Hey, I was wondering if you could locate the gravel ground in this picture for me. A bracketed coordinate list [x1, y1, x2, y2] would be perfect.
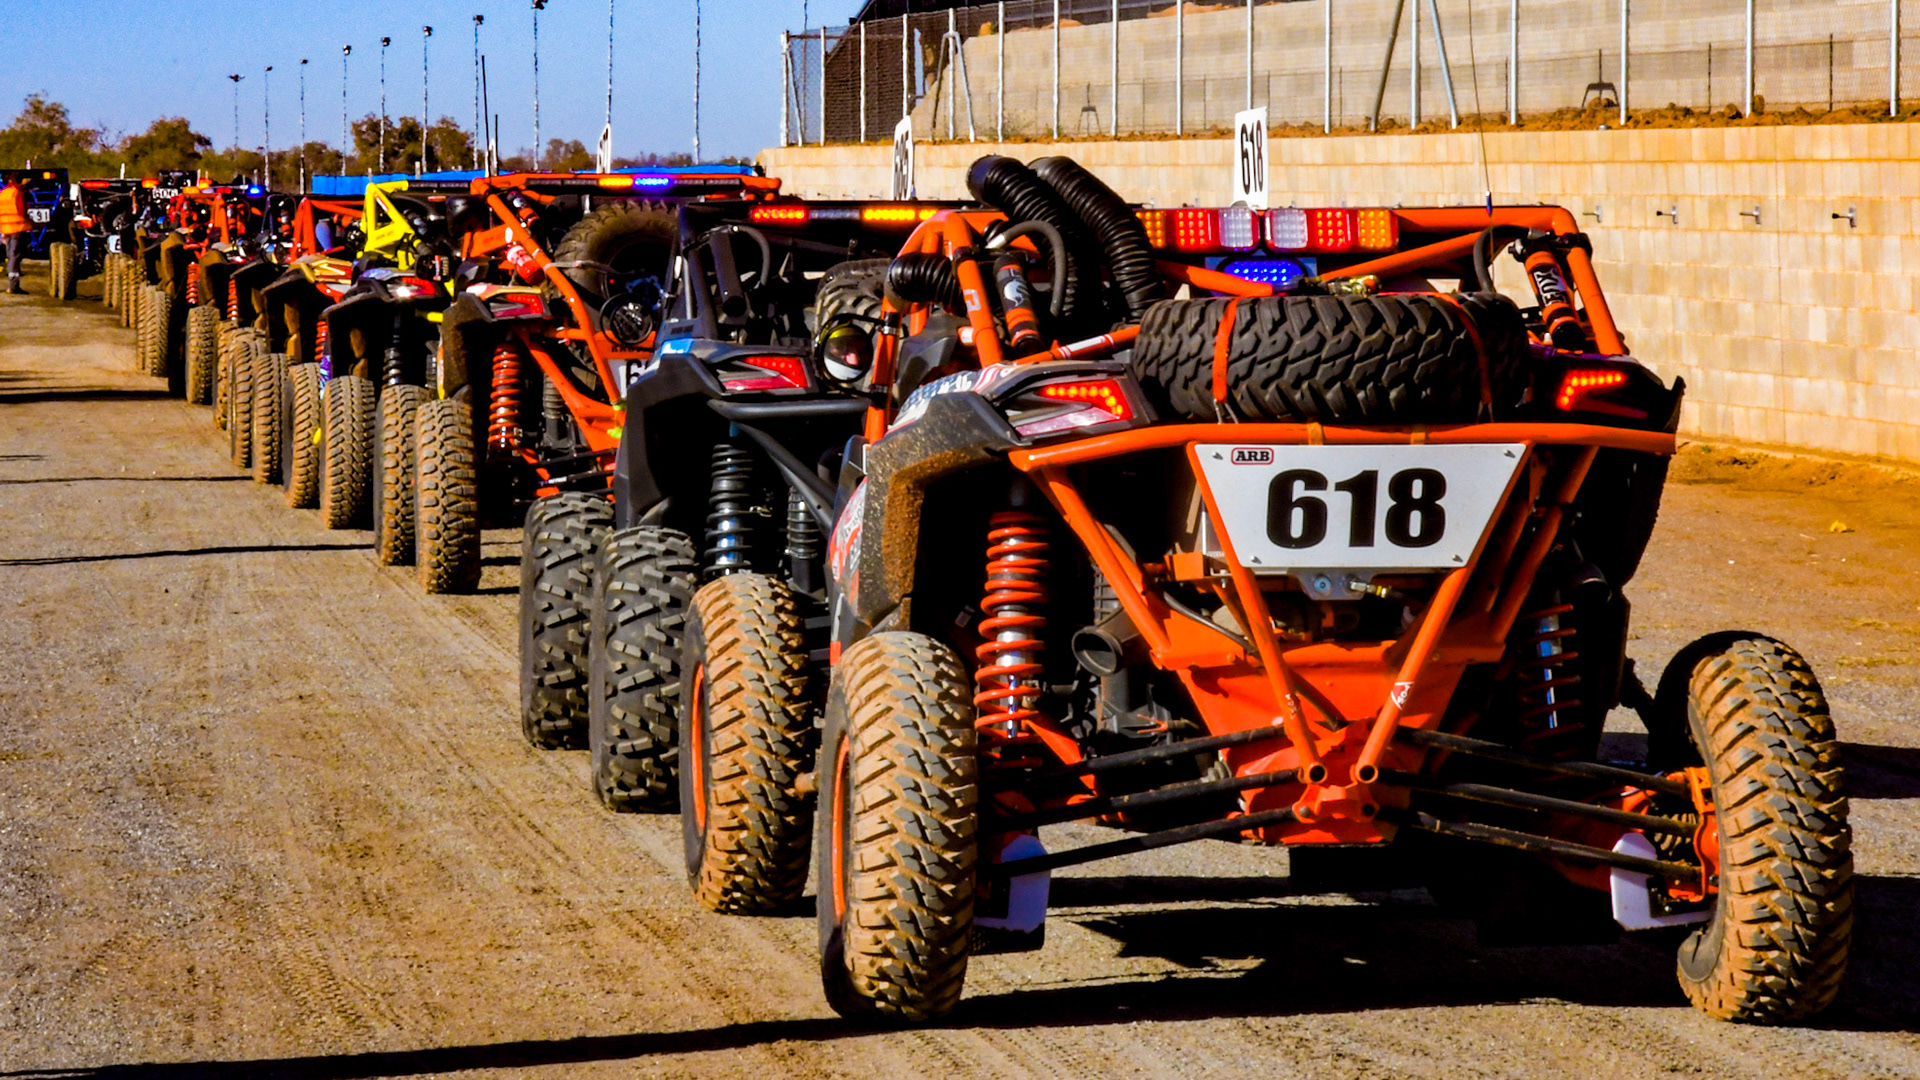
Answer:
[1, 266, 1917, 1079]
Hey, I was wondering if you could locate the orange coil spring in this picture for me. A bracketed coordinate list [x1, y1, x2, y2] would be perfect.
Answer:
[1513, 603, 1584, 754]
[973, 511, 1051, 736]
[187, 269, 198, 306]
[487, 342, 527, 454]
[226, 280, 238, 321]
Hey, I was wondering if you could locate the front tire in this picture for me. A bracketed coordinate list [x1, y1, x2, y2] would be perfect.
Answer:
[226, 331, 259, 468]
[184, 305, 219, 405]
[318, 375, 376, 529]
[815, 632, 977, 1022]
[281, 363, 324, 509]
[519, 493, 614, 749]
[372, 384, 428, 564]
[588, 527, 697, 811]
[250, 351, 288, 485]
[414, 397, 481, 593]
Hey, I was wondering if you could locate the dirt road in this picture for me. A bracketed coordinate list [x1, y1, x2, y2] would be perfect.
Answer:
[3, 269, 1918, 1079]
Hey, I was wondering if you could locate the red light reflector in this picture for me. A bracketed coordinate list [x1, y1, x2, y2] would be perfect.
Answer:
[1555, 369, 1644, 416]
[1306, 209, 1355, 251]
[750, 205, 808, 225]
[721, 354, 809, 391]
[1034, 379, 1133, 422]
[1171, 208, 1219, 252]
[1136, 209, 1169, 249]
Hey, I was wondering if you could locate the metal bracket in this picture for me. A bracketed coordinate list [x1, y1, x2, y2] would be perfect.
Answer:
[1833, 205, 1857, 229]
[1654, 205, 1679, 226]
[1738, 204, 1762, 226]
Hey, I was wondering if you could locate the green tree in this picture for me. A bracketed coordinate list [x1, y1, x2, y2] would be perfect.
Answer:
[118, 116, 212, 176]
[542, 138, 593, 171]
[0, 94, 114, 171]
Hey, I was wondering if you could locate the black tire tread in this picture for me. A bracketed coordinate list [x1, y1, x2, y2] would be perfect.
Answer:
[250, 351, 287, 484]
[283, 363, 324, 508]
[414, 397, 482, 593]
[519, 493, 615, 749]
[184, 304, 219, 405]
[373, 384, 428, 564]
[319, 375, 376, 529]
[590, 527, 698, 811]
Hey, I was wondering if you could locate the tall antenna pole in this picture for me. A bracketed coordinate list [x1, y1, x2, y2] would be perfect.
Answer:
[423, 25, 434, 173]
[228, 74, 243, 156]
[341, 46, 351, 159]
[473, 16, 485, 168]
[299, 59, 309, 187]
[607, 0, 615, 139]
[380, 36, 389, 171]
[533, 0, 547, 169]
[263, 65, 273, 185]
[702, 0, 710, 161]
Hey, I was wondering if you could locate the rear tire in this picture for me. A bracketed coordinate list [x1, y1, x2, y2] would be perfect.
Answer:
[1667, 635, 1852, 1024]
[589, 527, 697, 811]
[519, 493, 615, 749]
[372, 384, 428, 564]
[281, 363, 324, 509]
[138, 286, 170, 378]
[227, 331, 259, 468]
[250, 351, 287, 485]
[414, 397, 482, 594]
[815, 632, 977, 1022]
[184, 305, 219, 405]
[318, 375, 376, 529]
[679, 573, 816, 915]
[49, 242, 75, 300]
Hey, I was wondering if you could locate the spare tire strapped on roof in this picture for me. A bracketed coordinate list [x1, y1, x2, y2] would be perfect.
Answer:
[1129, 291, 1529, 426]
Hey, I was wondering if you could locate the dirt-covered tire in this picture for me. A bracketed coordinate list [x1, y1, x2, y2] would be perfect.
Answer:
[184, 304, 219, 405]
[137, 286, 170, 378]
[250, 351, 287, 485]
[1130, 291, 1527, 425]
[48, 242, 75, 300]
[815, 632, 978, 1022]
[213, 321, 237, 430]
[552, 200, 676, 302]
[371, 384, 428, 564]
[1660, 635, 1852, 1024]
[226, 332, 259, 468]
[281, 363, 324, 509]
[679, 573, 816, 915]
[519, 493, 615, 749]
[589, 526, 698, 812]
[414, 396, 481, 594]
[318, 375, 376, 529]
[812, 258, 890, 331]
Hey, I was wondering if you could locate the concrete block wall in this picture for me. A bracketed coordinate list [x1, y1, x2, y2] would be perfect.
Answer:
[761, 122, 1920, 463]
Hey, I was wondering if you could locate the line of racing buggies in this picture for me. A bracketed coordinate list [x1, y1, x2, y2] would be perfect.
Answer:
[59, 152, 1849, 1026]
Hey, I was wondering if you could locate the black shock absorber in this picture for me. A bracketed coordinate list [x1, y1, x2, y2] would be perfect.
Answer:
[705, 441, 756, 576]
[784, 488, 821, 595]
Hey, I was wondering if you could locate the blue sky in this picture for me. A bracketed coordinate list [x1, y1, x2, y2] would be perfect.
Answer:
[4, 1, 862, 162]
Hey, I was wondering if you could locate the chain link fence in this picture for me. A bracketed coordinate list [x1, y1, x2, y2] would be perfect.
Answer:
[780, 0, 1920, 145]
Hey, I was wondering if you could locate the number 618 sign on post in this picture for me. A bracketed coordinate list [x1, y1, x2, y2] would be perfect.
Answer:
[1232, 106, 1269, 211]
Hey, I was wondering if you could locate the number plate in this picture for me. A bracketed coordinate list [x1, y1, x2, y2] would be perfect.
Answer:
[26, 208, 50, 224]
[1195, 443, 1527, 573]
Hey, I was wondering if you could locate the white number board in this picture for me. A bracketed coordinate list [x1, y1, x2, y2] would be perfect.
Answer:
[1196, 443, 1527, 573]
[1232, 106, 1269, 211]
[26, 208, 51, 224]
[891, 116, 915, 200]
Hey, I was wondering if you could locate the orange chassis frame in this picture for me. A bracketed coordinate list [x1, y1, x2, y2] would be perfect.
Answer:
[875, 206, 1710, 883]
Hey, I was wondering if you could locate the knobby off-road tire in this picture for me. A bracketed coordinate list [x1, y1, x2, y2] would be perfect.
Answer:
[48, 242, 75, 301]
[679, 573, 816, 915]
[1130, 291, 1528, 425]
[519, 494, 615, 749]
[138, 286, 170, 379]
[102, 254, 118, 309]
[589, 527, 697, 812]
[213, 321, 239, 431]
[550, 200, 675, 368]
[414, 396, 482, 594]
[250, 351, 288, 485]
[1668, 635, 1851, 1024]
[122, 265, 143, 329]
[816, 632, 978, 1022]
[318, 375, 376, 529]
[281, 363, 324, 509]
[226, 332, 260, 468]
[811, 258, 891, 331]
[372, 384, 428, 564]
[184, 304, 220, 406]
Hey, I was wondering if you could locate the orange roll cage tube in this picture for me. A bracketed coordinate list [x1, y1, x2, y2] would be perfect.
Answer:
[1005, 421, 1676, 845]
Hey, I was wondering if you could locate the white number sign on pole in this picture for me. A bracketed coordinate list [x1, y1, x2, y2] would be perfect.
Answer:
[891, 115, 915, 199]
[1232, 106, 1269, 210]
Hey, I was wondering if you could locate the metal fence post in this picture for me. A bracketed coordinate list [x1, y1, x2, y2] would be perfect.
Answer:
[820, 26, 828, 145]
[1246, 0, 1255, 110]
[1411, 0, 1422, 127]
[947, 9, 957, 140]
[1744, 0, 1754, 117]
[1053, 0, 1061, 139]
[1112, 0, 1120, 136]
[1893, 0, 1903, 117]
[1324, 0, 1333, 132]
[1620, 0, 1629, 125]
[781, 31, 791, 146]
[998, 1, 1006, 141]
[1508, 0, 1518, 124]
[1176, 1, 1185, 134]
[860, 21, 868, 142]
[902, 14, 911, 131]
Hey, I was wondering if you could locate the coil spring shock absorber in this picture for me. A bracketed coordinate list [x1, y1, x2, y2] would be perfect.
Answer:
[316, 318, 330, 380]
[1513, 603, 1584, 756]
[225, 279, 239, 322]
[487, 341, 527, 455]
[974, 511, 1050, 743]
[705, 443, 756, 576]
[783, 489, 821, 594]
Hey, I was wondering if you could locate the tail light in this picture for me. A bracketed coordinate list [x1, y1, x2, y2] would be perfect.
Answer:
[1265, 208, 1309, 251]
[749, 205, 808, 225]
[1306, 209, 1355, 251]
[1218, 206, 1260, 252]
[1555, 369, 1645, 417]
[1170, 209, 1219, 252]
[1355, 208, 1398, 251]
[1136, 209, 1170, 249]
[717, 354, 809, 392]
[1005, 376, 1139, 438]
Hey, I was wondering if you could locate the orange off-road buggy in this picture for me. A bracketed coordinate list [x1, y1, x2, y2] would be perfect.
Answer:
[667, 155, 1851, 1026]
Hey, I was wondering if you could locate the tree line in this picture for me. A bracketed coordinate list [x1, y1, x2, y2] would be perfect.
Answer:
[0, 95, 724, 185]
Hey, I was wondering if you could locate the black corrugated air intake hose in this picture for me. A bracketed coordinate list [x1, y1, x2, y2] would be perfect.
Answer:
[965, 155, 1107, 333]
[1471, 224, 1536, 293]
[885, 252, 965, 311]
[1029, 155, 1165, 322]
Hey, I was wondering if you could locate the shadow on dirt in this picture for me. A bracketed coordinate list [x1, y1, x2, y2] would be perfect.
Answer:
[0, 476, 249, 486]
[0, 388, 175, 405]
[0, 542, 371, 567]
[1843, 742, 1920, 800]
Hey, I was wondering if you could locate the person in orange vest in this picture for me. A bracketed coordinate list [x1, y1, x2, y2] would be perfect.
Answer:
[0, 176, 29, 294]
